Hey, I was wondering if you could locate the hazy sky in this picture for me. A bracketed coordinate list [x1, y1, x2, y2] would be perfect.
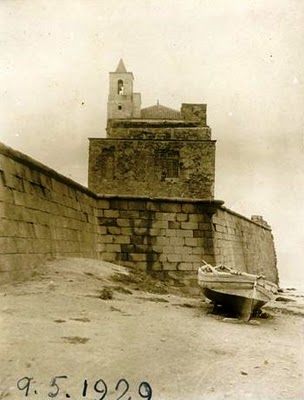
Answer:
[1, 0, 303, 283]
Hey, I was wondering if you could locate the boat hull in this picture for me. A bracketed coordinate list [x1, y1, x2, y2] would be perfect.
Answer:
[202, 287, 266, 319]
[198, 265, 277, 320]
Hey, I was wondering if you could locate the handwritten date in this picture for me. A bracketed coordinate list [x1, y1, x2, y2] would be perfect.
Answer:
[16, 376, 152, 399]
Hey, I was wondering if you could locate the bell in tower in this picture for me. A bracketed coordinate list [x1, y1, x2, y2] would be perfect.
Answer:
[107, 59, 141, 119]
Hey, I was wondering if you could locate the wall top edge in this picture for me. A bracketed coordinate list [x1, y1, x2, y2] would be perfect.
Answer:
[96, 193, 224, 205]
[0, 141, 99, 199]
[88, 138, 216, 143]
[218, 205, 272, 231]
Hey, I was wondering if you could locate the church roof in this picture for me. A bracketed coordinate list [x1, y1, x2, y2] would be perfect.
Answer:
[115, 59, 127, 73]
[141, 102, 181, 120]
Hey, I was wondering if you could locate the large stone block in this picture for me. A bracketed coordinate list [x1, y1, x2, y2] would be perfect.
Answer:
[15, 238, 34, 253]
[176, 213, 189, 222]
[153, 220, 168, 229]
[104, 243, 121, 253]
[32, 239, 53, 253]
[33, 224, 51, 239]
[182, 253, 201, 262]
[129, 253, 146, 262]
[139, 210, 156, 219]
[109, 199, 128, 210]
[169, 237, 184, 246]
[0, 237, 17, 253]
[113, 235, 130, 244]
[4, 173, 25, 192]
[177, 262, 193, 271]
[119, 210, 140, 219]
[0, 218, 19, 236]
[18, 221, 35, 238]
[173, 246, 191, 254]
[104, 209, 120, 218]
[185, 237, 199, 247]
[121, 227, 133, 235]
[155, 236, 170, 246]
[176, 230, 193, 238]
[181, 221, 199, 230]
[0, 186, 14, 204]
[148, 228, 165, 236]
[128, 200, 147, 211]
[168, 221, 180, 229]
[167, 253, 180, 262]
[199, 222, 212, 231]
[116, 218, 131, 227]
[181, 203, 197, 213]
[156, 212, 176, 222]
[130, 235, 144, 245]
[162, 262, 178, 271]
[159, 203, 182, 213]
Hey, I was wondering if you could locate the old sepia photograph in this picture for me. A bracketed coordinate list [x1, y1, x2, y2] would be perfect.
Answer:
[0, 1, 303, 399]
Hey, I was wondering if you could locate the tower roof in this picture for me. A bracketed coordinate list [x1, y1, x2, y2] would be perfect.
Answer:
[115, 59, 127, 73]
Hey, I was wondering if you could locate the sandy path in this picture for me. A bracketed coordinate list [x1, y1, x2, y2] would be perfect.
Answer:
[0, 258, 303, 400]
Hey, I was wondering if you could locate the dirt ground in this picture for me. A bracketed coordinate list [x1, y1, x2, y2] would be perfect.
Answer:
[0, 257, 303, 400]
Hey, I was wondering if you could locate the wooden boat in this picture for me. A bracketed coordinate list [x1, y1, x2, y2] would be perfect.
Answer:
[198, 261, 278, 320]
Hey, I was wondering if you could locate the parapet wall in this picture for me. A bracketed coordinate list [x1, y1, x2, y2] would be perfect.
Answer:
[213, 207, 278, 283]
[0, 142, 100, 284]
[0, 142, 278, 290]
[181, 103, 207, 126]
[106, 119, 212, 140]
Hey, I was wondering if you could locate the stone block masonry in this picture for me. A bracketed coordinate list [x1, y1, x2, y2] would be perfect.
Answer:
[0, 142, 101, 284]
[0, 142, 278, 292]
[88, 137, 215, 199]
[213, 207, 278, 283]
[96, 197, 223, 293]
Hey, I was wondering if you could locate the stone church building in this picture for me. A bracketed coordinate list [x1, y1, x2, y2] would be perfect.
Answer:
[85, 60, 278, 290]
[88, 59, 215, 199]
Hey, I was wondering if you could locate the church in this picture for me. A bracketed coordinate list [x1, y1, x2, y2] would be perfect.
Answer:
[85, 60, 278, 288]
[88, 59, 215, 200]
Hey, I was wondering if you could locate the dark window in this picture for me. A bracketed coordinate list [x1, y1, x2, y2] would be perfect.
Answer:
[155, 149, 180, 178]
[117, 79, 124, 95]
[166, 158, 179, 178]
[118, 105, 122, 110]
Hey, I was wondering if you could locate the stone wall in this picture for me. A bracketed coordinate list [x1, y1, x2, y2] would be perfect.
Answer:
[106, 119, 212, 140]
[88, 138, 215, 198]
[89, 116, 215, 199]
[0, 142, 101, 284]
[0, 141, 278, 290]
[95, 199, 279, 289]
[96, 197, 223, 293]
[181, 103, 207, 126]
[213, 207, 278, 283]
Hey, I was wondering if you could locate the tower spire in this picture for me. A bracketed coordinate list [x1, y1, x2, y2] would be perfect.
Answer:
[115, 58, 127, 73]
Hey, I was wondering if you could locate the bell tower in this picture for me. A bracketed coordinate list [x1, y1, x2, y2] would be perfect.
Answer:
[107, 59, 141, 119]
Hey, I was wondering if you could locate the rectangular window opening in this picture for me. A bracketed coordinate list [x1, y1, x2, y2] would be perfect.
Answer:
[155, 149, 180, 179]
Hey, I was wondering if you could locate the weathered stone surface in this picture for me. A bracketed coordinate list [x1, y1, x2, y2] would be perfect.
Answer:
[88, 137, 215, 199]
[0, 141, 278, 290]
[213, 207, 278, 283]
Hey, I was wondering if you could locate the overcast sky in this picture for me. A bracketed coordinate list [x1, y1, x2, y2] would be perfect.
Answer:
[1, 0, 303, 284]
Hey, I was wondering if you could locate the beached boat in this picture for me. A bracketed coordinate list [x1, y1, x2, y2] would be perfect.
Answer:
[198, 261, 278, 320]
